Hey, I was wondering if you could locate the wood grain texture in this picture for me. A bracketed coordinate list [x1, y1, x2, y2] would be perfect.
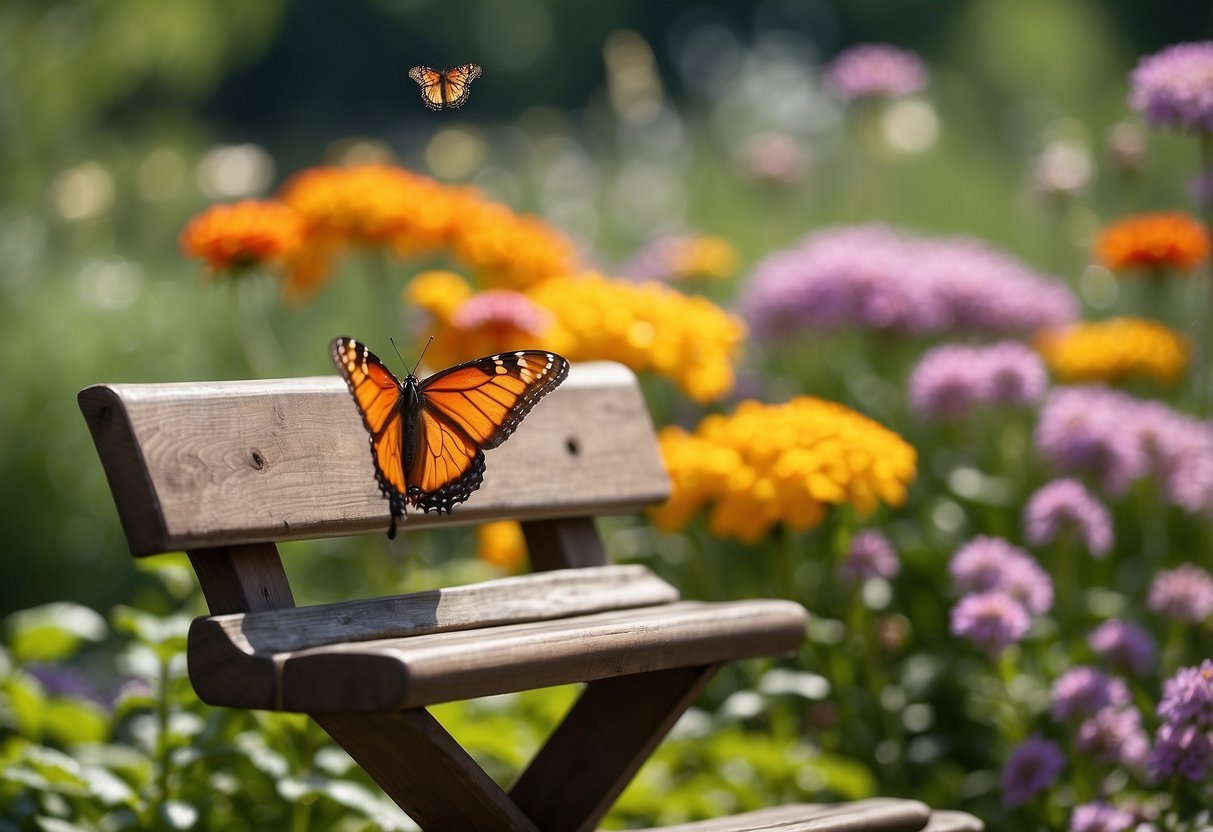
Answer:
[635, 799, 932, 831]
[187, 543, 296, 615]
[275, 599, 807, 712]
[919, 810, 985, 832]
[510, 665, 719, 832]
[78, 361, 671, 557]
[313, 709, 540, 832]
[523, 516, 608, 570]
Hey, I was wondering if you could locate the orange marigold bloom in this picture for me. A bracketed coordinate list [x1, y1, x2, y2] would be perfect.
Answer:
[449, 200, 579, 290]
[476, 521, 528, 572]
[179, 200, 305, 274]
[1035, 317, 1189, 385]
[1096, 212, 1209, 273]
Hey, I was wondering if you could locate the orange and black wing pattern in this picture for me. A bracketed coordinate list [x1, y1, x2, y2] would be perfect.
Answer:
[332, 337, 409, 534]
[410, 350, 570, 513]
[408, 64, 482, 110]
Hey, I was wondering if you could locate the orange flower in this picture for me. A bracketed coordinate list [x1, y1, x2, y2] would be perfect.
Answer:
[476, 521, 528, 571]
[179, 200, 304, 274]
[449, 200, 579, 290]
[1096, 212, 1209, 273]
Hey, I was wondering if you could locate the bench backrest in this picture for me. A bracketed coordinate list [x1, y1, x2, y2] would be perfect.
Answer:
[80, 361, 670, 558]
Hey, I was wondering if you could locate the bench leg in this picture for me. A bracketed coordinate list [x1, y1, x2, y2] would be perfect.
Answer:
[314, 709, 540, 832]
[509, 664, 720, 832]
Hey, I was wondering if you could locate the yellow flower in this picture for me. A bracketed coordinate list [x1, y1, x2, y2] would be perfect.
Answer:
[179, 200, 305, 274]
[528, 273, 745, 402]
[407, 269, 475, 321]
[628, 234, 741, 282]
[651, 398, 917, 542]
[1096, 212, 1209, 274]
[1035, 317, 1190, 385]
[476, 521, 528, 572]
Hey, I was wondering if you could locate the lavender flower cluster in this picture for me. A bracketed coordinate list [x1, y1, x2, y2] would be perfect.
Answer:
[1034, 385, 1213, 513]
[1022, 478, 1114, 558]
[908, 341, 1047, 420]
[1129, 41, 1213, 132]
[1150, 660, 1213, 781]
[948, 536, 1052, 656]
[739, 224, 1077, 340]
[823, 44, 928, 101]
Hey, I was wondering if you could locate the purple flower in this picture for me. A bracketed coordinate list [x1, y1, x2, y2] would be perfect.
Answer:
[823, 44, 928, 101]
[1076, 705, 1150, 768]
[739, 224, 1077, 341]
[26, 664, 109, 707]
[1157, 660, 1213, 729]
[908, 345, 990, 420]
[1149, 721, 1213, 781]
[1001, 734, 1064, 807]
[1070, 802, 1135, 832]
[1051, 666, 1131, 721]
[950, 536, 1053, 615]
[1129, 42, 1213, 132]
[1023, 478, 1114, 557]
[1089, 620, 1156, 677]
[1034, 386, 1151, 496]
[950, 591, 1030, 656]
[1148, 564, 1213, 623]
[840, 530, 900, 581]
[983, 341, 1049, 406]
[1134, 401, 1213, 516]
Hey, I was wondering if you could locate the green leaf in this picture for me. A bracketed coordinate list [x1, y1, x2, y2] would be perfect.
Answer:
[3, 671, 48, 740]
[36, 818, 91, 832]
[110, 607, 189, 656]
[157, 800, 198, 830]
[42, 698, 110, 745]
[5, 604, 107, 664]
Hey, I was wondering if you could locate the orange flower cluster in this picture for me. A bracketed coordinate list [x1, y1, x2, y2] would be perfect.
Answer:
[1096, 212, 1209, 273]
[651, 398, 917, 542]
[182, 163, 579, 299]
[408, 270, 745, 402]
[1035, 317, 1190, 385]
[179, 200, 305, 274]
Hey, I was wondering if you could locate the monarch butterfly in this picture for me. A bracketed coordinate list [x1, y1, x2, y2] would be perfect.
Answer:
[332, 337, 569, 538]
[407, 64, 482, 111]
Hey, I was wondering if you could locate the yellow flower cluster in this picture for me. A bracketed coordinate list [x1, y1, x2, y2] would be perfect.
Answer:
[1035, 317, 1190, 385]
[668, 234, 741, 281]
[650, 398, 917, 543]
[183, 162, 579, 299]
[409, 270, 744, 401]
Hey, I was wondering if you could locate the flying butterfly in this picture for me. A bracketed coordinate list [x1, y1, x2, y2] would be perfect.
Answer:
[407, 64, 482, 111]
[332, 337, 569, 538]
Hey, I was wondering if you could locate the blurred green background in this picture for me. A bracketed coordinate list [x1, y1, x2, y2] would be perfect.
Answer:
[1, 0, 1210, 617]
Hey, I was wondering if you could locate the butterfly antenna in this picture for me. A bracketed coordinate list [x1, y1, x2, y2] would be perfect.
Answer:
[411, 336, 434, 377]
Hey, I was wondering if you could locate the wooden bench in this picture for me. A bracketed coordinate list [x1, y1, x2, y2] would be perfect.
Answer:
[79, 361, 983, 832]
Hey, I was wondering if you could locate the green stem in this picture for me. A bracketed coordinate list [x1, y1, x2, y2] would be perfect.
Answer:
[364, 251, 401, 342]
[150, 655, 171, 825]
[229, 274, 288, 378]
[1195, 131, 1213, 417]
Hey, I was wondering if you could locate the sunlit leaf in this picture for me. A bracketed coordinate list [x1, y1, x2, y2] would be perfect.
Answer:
[158, 800, 198, 830]
[42, 698, 110, 745]
[4, 671, 47, 739]
[5, 604, 107, 664]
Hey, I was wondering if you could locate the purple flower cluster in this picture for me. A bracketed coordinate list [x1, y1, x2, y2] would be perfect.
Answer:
[1051, 666, 1131, 722]
[739, 224, 1077, 340]
[1001, 734, 1064, 807]
[949, 591, 1030, 656]
[1022, 478, 1114, 557]
[1129, 41, 1213, 132]
[1034, 386, 1213, 511]
[908, 341, 1047, 420]
[840, 529, 900, 581]
[823, 44, 928, 101]
[1149, 660, 1213, 781]
[1148, 564, 1213, 623]
[1089, 620, 1157, 677]
[950, 536, 1053, 615]
[1075, 703, 1150, 769]
[1069, 802, 1135, 832]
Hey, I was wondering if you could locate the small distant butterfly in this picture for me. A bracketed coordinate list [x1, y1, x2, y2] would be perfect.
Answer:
[332, 337, 570, 538]
[408, 64, 483, 111]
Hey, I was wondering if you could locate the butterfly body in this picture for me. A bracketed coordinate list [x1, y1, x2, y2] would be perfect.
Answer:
[408, 64, 482, 110]
[332, 337, 569, 538]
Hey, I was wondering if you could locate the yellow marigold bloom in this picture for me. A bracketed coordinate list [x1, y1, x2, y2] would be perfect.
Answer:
[179, 200, 305, 274]
[1035, 317, 1190, 385]
[1096, 212, 1209, 273]
[627, 234, 741, 282]
[406, 269, 476, 321]
[476, 521, 528, 572]
[528, 273, 745, 403]
[449, 199, 579, 290]
[651, 398, 917, 542]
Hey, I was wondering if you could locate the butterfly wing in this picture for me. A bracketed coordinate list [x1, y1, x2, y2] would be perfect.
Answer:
[440, 63, 482, 109]
[331, 337, 409, 533]
[408, 65, 447, 111]
[408, 350, 570, 513]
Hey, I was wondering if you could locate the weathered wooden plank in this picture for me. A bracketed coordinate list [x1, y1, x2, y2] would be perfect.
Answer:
[919, 810, 985, 832]
[78, 361, 671, 557]
[635, 799, 932, 831]
[523, 516, 608, 570]
[511, 665, 719, 832]
[191, 564, 676, 656]
[274, 600, 807, 712]
[313, 709, 540, 832]
[187, 543, 296, 615]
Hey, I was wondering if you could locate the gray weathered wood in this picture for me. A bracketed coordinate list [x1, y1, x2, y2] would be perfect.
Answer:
[78, 361, 670, 557]
[313, 709, 540, 832]
[635, 799, 933, 831]
[510, 665, 719, 832]
[523, 516, 608, 570]
[270, 599, 806, 712]
[919, 810, 985, 832]
[187, 544, 296, 615]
